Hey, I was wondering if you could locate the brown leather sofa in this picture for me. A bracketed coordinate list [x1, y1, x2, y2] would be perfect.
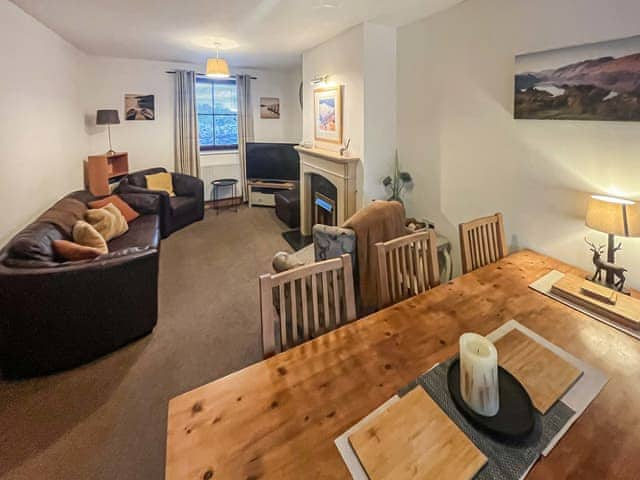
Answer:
[0, 190, 161, 378]
[117, 167, 204, 238]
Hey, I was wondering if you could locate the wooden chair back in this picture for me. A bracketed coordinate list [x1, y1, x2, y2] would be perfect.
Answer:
[375, 231, 440, 309]
[459, 213, 507, 274]
[259, 254, 356, 357]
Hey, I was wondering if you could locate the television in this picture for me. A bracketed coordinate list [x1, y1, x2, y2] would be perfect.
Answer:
[246, 142, 299, 182]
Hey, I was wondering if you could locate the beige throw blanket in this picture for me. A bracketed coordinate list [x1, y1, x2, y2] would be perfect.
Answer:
[344, 201, 406, 313]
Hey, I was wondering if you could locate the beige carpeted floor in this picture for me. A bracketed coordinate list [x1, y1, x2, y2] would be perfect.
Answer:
[0, 206, 292, 480]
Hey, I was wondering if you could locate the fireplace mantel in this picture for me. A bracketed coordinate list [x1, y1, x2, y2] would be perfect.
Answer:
[294, 146, 359, 164]
[295, 146, 359, 236]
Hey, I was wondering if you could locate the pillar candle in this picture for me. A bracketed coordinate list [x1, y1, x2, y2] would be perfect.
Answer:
[459, 333, 499, 417]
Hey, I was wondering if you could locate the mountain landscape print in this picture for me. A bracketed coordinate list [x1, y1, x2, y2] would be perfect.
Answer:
[515, 35, 640, 121]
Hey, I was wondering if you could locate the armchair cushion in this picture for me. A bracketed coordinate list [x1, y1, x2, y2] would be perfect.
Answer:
[169, 196, 197, 216]
[145, 172, 175, 196]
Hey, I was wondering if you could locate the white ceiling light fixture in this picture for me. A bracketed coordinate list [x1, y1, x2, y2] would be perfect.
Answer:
[206, 42, 230, 78]
[312, 0, 342, 8]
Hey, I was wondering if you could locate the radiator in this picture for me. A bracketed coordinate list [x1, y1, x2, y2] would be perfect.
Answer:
[200, 163, 241, 201]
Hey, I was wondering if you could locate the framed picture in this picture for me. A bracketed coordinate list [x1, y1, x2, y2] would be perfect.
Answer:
[314, 86, 342, 144]
[260, 97, 280, 119]
[515, 34, 640, 121]
[125, 94, 155, 120]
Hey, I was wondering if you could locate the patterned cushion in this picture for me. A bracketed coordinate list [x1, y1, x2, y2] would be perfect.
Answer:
[312, 225, 356, 262]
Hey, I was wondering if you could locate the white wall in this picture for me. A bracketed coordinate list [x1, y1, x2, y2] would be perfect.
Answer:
[83, 59, 303, 175]
[0, 0, 87, 246]
[239, 67, 302, 144]
[363, 23, 397, 203]
[302, 23, 398, 207]
[83, 57, 196, 172]
[302, 25, 365, 157]
[397, 0, 640, 286]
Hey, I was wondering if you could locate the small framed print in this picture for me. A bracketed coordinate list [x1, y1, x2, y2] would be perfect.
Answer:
[314, 86, 342, 144]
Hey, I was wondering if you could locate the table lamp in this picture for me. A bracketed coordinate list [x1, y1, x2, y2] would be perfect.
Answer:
[96, 109, 120, 155]
[585, 194, 640, 288]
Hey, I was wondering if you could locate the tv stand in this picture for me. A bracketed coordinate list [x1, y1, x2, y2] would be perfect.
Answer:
[248, 179, 297, 208]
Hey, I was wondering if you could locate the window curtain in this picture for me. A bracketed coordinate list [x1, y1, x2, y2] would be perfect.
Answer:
[174, 70, 200, 177]
[236, 74, 254, 201]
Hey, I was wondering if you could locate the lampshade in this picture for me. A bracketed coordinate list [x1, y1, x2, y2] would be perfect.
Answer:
[96, 109, 120, 125]
[585, 194, 640, 237]
[206, 58, 230, 78]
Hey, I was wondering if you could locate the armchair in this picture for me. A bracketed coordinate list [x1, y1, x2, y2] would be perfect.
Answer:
[117, 167, 204, 238]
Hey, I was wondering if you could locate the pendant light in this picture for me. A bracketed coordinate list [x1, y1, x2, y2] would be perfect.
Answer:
[206, 42, 230, 78]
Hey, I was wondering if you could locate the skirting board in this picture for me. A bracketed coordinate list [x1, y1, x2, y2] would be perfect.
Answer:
[530, 270, 640, 340]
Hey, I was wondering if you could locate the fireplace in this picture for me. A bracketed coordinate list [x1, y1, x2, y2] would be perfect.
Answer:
[311, 173, 338, 227]
[295, 146, 359, 236]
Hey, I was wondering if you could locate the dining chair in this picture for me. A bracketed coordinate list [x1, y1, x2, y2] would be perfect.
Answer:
[375, 231, 440, 309]
[459, 212, 508, 274]
[259, 254, 356, 357]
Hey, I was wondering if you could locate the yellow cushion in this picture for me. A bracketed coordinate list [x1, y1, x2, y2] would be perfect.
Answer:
[84, 203, 129, 241]
[145, 172, 175, 196]
[72, 221, 108, 254]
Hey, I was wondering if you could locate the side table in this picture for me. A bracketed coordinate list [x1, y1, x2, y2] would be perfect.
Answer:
[211, 178, 239, 215]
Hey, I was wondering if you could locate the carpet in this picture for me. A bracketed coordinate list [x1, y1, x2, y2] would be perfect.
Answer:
[0, 206, 292, 480]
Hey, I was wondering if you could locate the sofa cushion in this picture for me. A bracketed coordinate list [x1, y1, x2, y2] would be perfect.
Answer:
[169, 196, 197, 217]
[85, 204, 129, 241]
[37, 197, 87, 236]
[7, 222, 65, 261]
[108, 214, 160, 251]
[72, 221, 108, 254]
[53, 239, 103, 261]
[89, 195, 140, 223]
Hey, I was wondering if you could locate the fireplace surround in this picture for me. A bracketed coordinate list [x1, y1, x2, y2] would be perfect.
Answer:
[294, 146, 359, 235]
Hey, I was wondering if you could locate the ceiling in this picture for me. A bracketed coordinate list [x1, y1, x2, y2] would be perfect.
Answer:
[11, 0, 463, 69]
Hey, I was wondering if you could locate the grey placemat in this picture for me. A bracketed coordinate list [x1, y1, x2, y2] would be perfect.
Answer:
[405, 359, 575, 480]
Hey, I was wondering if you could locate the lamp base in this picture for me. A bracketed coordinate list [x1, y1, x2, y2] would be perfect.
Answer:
[106, 149, 117, 156]
[584, 275, 630, 296]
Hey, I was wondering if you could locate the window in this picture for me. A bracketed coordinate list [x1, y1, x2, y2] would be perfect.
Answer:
[196, 78, 238, 151]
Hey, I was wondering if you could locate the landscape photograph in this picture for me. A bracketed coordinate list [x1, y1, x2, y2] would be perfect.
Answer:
[515, 35, 640, 121]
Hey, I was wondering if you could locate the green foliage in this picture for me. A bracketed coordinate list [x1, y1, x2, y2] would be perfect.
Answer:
[382, 151, 412, 203]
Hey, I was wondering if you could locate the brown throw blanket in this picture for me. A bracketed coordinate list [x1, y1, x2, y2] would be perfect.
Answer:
[37, 198, 87, 237]
[344, 200, 407, 313]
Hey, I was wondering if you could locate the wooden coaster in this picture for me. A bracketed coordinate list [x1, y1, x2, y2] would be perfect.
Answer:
[551, 274, 640, 330]
[495, 330, 582, 414]
[349, 388, 487, 480]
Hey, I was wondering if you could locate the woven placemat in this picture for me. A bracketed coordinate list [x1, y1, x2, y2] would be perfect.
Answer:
[403, 359, 575, 480]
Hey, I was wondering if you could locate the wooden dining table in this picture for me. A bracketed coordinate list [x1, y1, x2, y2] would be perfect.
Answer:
[165, 250, 640, 479]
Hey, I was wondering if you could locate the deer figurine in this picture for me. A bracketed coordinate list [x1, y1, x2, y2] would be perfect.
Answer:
[585, 238, 627, 292]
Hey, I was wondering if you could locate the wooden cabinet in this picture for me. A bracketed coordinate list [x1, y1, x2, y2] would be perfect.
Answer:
[84, 152, 129, 196]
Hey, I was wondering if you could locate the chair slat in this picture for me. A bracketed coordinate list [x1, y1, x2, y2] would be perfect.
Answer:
[311, 273, 320, 334]
[290, 280, 298, 343]
[459, 213, 508, 274]
[332, 269, 340, 326]
[259, 255, 356, 357]
[375, 231, 440, 309]
[321, 271, 330, 330]
[279, 283, 287, 350]
[301, 277, 309, 339]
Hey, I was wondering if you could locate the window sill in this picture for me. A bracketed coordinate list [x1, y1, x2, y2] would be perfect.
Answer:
[200, 150, 239, 156]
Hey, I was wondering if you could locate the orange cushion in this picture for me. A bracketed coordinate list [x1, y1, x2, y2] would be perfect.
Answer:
[52, 239, 103, 261]
[88, 195, 139, 223]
